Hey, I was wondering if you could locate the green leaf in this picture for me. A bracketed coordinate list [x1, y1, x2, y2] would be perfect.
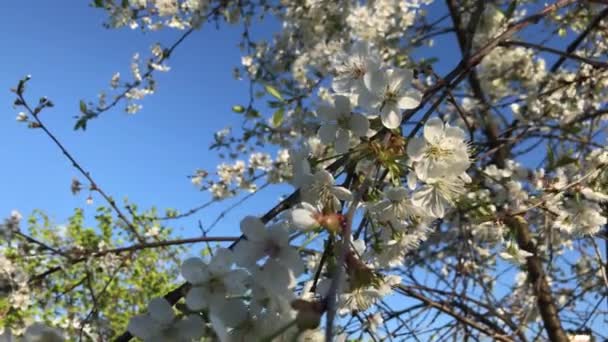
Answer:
[504, 0, 518, 20]
[232, 105, 245, 113]
[272, 108, 285, 127]
[74, 117, 88, 131]
[554, 156, 578, 169]
[93, 0, 104, 7]
[264, 85, 284, 102]
[79, 100, 87, 114]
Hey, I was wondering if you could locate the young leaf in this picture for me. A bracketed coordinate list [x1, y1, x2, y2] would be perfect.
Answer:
[272, 108, 285, 127]
[265, 85, 284, 102]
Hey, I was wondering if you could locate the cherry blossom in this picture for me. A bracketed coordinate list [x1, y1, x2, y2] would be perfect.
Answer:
[359, 68, 422, 129]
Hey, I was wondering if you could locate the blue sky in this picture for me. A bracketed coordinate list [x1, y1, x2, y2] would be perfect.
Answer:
[0, 1, 283, 248]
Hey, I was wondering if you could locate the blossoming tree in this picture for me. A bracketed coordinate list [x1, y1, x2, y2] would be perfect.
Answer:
[4, 0, 608, 341]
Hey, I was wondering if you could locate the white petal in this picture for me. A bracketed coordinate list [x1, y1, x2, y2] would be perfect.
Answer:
[407, 172, 418, 190]
[350, 40, 368, 57]
[380, 107, 402, 129]
[147, 297, 175, 324]
[240, 216, 267, 241]
[224, 269, 249, 295]
[332, 186, 353, 201]
[185, 286, 208, 311]
[349, 113, 369, 137]
[333, 95, 352, 114]
[291, 208, 318, 230]
[127, 315, 155, 339]
[269, 224, 290, 247]
[317, 104, 338, 121]
[424, 118, 444, 143]
[415, 161, 430, 181]
[209, 314, 228, 342]
[363, 68, 386, 94]
[209, 248, 234, 273]
[397, 89, 422, 110]
[352, 239, 366, 255]
[388, 68, 413, 89]
[334, 129, 350, 154]
[386, 187, 408, 201]
[318, 123, 338, 144]
[315, 169, 335, 185]
[332, 76, 353, 94]
[406, 137, 426, 161]
[176, 315, 205, 339]
[181, 258, 209, 284]
[279, 247, 305, 276]
[256, 259, 295, 293]
[232, 240, 263, 267]
[445, 124, 466, 140]
[211, 298, 248, 327]
[357, 88, 379, 111]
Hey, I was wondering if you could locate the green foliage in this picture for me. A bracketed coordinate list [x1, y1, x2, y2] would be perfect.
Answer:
[264, 84, 284, 102]
[1, 205, 185, 338]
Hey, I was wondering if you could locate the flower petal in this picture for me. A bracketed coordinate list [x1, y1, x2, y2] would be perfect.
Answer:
[406, 137, 426, 161]
[185, 286, 209, 311]
[424, 117, 444, 143]
[363, 68, 386, 94]
[127, 315, 156, 339]
[317, 104, 338, 121]
[445, 124, 466, 140]
[332, 186, 353, 201]
[397, 89, 422, 110]
[279, 248, 305, 276]
[349, 113, 369, 137]
[380, 108, 402, 129]
[181, 257, 209, 284]
[291, 208, 318, 230]
[208, 248, 234, 274]
[334, 128, 350, 154]
[240, 216, 267, 241]
[176, 315, 205, 339]
[147, 297, 175, 324]
[318, 123, 338, 144]
[333, 95, 352, 114]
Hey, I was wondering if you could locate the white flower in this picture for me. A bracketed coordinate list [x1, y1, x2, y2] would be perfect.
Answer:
[332, 41, 381, 94]
[127, 298, 204, 342]
[234, 216, 305, 275]
[300, 169, 353, 208]
[371, 186, 423, 221]
[412, 176, 466, 218]
[553, 199, 607, 235]
[110, 72, 120, 89]
[407, 117, 471, 180]
[499, 239, 533, 265]
[16, 112, 28, 122]
[251, 259, 297, 307]
[317, 95, 369, 153]
[359, 68, 422, 129]
[290, 203, 322, 230]
[320, 275, 400, 315]
[155, 0, 179, 16]
[10, 210, 22, 222]
[181, 249, 248, 311]
[366, 313, 383, 332]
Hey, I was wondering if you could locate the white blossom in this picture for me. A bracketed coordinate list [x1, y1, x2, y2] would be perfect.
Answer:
[127, 298, 204, 342]
[317, 95, 369, 153]
[359, 68, 422, 129]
